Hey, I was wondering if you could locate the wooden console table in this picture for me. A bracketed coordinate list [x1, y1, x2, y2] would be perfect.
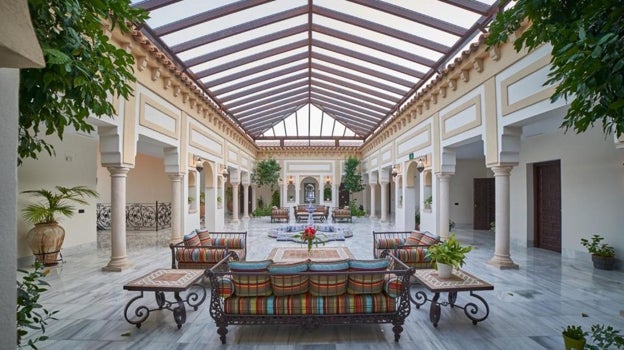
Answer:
[411, 269, 494, 327]
[123, 269, 206, 329]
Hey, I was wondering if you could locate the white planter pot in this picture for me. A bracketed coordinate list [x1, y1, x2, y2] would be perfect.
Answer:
[436, 263, 453, 278]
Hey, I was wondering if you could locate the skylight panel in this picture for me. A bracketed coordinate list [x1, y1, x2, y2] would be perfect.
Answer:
[138, 0, 226, 28]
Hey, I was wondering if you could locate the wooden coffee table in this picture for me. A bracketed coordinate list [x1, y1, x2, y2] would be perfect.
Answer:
[411, 268, 494, 327]
[123, 269, 206, 329]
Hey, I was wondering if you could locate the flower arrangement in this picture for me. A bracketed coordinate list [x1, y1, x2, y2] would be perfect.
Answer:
[294, 226, 325, 253]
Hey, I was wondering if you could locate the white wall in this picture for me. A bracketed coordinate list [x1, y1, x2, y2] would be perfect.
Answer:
[17, 133, 99, 259]
[510, 125, 624, 259]
[450, 159, 492, 227]
[0, 68, 19, 347]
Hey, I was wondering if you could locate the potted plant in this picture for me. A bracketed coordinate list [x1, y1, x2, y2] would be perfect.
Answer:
[580, 234, 616, 270]
[199, 192, 206, 216]
[424, 195, 432, 210]
[587, 324, 624, 349]
[426, 233, 473, 278]
[562, 325, 587, 350]
[22, 186, 99, 265]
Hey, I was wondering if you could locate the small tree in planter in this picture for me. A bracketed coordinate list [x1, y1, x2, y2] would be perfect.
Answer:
[426, 234, 473, 278]
[562, 325, 587, 350]
[580, 234, 616, 270]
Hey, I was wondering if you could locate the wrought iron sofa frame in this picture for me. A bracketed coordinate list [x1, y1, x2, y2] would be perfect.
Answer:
[205, 252, 414, 344]
[372, 231, 438, 269]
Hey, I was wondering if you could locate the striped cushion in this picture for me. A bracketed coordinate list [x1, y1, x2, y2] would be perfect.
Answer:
[215, 276, 235, 298]
[268, 261, 309, 296]
[384, 275, 403, 298]
[213, 238, 245, 249]
[375, 237, 404, 249]
[223, 294, 396, 315]
[405, 231, 425, 245]
[183, 231, 201, 247]
[419, 231, 441, 246]
[229, 260, 273, 297]
[175, 247, 228, 263]
[348, 259, 389, 294]
[197, 229, 211, 246]
[308, 260, 349, 296]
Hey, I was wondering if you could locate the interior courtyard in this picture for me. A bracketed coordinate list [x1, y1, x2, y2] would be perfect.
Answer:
[2, 0, 624, 348]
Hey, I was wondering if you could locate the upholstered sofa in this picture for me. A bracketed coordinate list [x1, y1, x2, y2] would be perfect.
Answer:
[293, 205, 329, 222]
[270, 207, 289, 223]
[332, 207, 352, 222]
[169, 229, 247, 269]
[372, 230, 441, 269]
[205, 253, 414, 344]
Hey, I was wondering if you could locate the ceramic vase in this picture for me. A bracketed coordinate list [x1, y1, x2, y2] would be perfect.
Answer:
[436, 263, 453, 278]
[27, 222, 65, 265]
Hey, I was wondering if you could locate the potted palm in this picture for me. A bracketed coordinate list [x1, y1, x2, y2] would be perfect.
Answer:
[426, 233, 473, 278]
[580, 234, 616, 270]
[562, 325, 586, 350]
[22, 186, 98, 265]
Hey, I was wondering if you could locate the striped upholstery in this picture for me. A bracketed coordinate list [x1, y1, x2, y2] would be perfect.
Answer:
[375, 237, 405, 249]
[383, 275, 403, 298]
[197, 229, 211, 246]
[419, 231, 441, 246]
[175, 247, 228, 263]
[393, 248, 433, 269]
[308, 260, 349, 296]
[224, 293, 397, 315]
[347, 259, 390, 294]
[229, 260, 273, 297]
[183, 231, 201, 247]
[405, 231, 425, 245]
[268, 261, 309, 296]
[212, 238, 245, 249]
[216, 276, 235, 298]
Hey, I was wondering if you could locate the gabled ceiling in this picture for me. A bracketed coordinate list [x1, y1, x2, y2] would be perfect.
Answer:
[132, 0, 504, 145]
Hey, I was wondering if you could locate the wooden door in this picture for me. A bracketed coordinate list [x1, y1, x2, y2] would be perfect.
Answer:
[534, 160, 561, 252]
[473, 178, 495, 230]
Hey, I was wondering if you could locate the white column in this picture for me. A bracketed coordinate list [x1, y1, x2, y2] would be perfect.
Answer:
[231, 182, 240, 224]
[168, 173, 183, 244]
[369, 183, 377, 219]
[333, 183, 339, 208]
[242, 182, 250, 219]
[251, 186, 257, 212]
[437, 173, 452, 240]
[380, 180, 388, 222]
[488, 166, 519, 269]
[102, 166, 132, 271]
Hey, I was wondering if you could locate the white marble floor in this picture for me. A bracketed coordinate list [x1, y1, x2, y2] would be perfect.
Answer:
[25, 216, 624, 349]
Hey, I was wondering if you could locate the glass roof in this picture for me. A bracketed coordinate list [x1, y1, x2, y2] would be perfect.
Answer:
[132, 0, 504, 144]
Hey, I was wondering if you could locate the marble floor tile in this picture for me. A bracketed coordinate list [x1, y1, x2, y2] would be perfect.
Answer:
[21, 216, 624, 349]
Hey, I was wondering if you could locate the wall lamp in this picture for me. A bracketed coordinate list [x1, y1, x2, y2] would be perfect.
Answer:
[391, 165, 400, 178]
[416, 158, 425, 173]
[194, 156, 203, 172]
[288, 176, 294, 185]
[325, 176, 331, 184]
[221, 165, 229, 178]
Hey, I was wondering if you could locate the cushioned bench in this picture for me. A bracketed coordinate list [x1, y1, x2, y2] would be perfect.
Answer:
[293, 205, 328, 222]
[169, 229, 247, 269]
[270, 207, 289, 223]
[372, 230, 441, 269]
[332, 207, 352, 222]
[205, 253, 414, 344]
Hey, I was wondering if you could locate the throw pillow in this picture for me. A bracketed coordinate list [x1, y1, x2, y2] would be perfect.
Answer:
[308, 259, 349, 296]
[197, 229, 211, 246]
[228, 260, 273, 297]
[268, 261, 309, 296]
[419, 231, 441, 246]
[348, 259, 389, 294]
[405, 231, 425, 246]
[183, 231, 201, 247]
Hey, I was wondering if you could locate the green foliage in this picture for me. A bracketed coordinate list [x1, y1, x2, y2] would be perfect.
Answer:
[426, 233, 473, 269]
[22, 185, 99, 224]
[586, 324, 624, 349]
[581, 234, 616, 257]
[424, 195, 432, 208]
[348, 199, 365, 217]
[199, 192, 205, 204]
[342, 156, 364, 195]
[562, 325, 587, 340]
[271, 190, 280, 207]
[17, 262, 59, 349]
[486, 0, 624, 137]
[323, 185, 332, 201]
[251, 158, 281, 190]
[18, 0, 148, 165]
[252, 206, 272, 217]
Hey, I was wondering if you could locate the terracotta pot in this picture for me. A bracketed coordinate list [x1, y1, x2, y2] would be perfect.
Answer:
[436, 263, 453, 278]
[26, 223, 65, 266]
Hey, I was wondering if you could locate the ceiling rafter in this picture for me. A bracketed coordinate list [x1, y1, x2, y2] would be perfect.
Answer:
[212, 63, 308, 96]
[311, 61, 407, 96]
[312, 71, 400, 103]
[237, 98, 309, 120]
[235, 94, 309, 120]
[310, 93, 384, 119]
[219, 71, 309, 103]
[310, 87, 387, 114]
[223, 83, 308, 110]
[311, 80, 395, 109]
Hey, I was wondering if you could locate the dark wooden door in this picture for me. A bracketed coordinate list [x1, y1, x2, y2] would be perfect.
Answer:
[338, 183, 349, 208]
[534, 160, 561, 252]
[473, 178, 495, 230]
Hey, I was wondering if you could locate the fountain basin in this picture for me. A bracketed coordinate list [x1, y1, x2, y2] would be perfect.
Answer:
[268, 224, 353, 243]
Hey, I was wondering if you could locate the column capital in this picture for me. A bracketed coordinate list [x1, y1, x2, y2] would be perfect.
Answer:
[230, 181, 241, 186]
[490, 165, 514, 176]
[166, 172, 184, 181]
[107, 166, 131, 176]
[435, 172, 454, 180]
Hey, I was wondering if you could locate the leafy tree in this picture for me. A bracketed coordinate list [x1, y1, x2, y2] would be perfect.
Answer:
[342, 156, 364, 195]
[251, 157, 281, 190]
[19, 0, 148, 165]
[486, 0, 624, 137]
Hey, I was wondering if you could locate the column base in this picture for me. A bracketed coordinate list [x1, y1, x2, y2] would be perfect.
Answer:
[487, 255, 519, 270]
[231, 218, 240, 224]
[102, 257, 132, 272]
[242, 215, 250, 219]
[169, 237, 182, 245]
